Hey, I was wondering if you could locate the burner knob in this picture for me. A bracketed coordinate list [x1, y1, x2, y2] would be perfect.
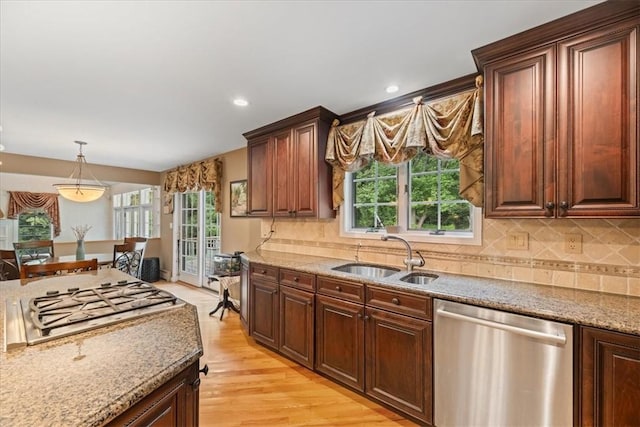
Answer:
[46, 290, 59, 296]
[68, 287, 79, 292]
[117, 280, 129, 285]
[100, 283, 112, 287]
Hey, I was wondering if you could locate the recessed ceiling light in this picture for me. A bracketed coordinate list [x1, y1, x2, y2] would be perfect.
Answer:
[233, 98, 249, 107]
[386, 85, 399, 94]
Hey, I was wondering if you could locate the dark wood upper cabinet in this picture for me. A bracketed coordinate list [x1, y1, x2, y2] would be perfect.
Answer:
[247, 135, 272, 217]
[244, 106, 338, 219]
[474, 2, 639, 218]
[580, 327, 640, 427]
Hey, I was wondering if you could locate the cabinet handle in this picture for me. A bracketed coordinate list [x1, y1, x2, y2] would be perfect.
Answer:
[391, 297, 400, 305]
[545, 202, 555, 217]
[335, 286, 342, 292]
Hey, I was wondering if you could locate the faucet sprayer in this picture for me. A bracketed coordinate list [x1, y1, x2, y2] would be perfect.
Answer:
[381, 234, 425, 272]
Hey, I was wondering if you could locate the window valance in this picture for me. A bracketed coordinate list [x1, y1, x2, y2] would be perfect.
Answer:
[163, 158, 223, 212]
[7, 191, 61, 236]
[326, 76, 484, 208]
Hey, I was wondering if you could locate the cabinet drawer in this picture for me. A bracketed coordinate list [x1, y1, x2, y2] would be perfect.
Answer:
[317, 276, 364, 303]
[366, 286, 432, 320]
[250, 263, 278, 282]
[280, 269, 316, 292]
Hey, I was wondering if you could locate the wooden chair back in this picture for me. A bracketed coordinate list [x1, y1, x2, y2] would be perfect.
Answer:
[0, 250, 20, 281]
[20, 258, 99, 280]
[13, 240, 55, 270]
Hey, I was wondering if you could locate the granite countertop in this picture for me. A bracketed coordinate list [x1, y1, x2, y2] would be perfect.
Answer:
[243, 250, 640, 336]
[0, 269, 203, 427]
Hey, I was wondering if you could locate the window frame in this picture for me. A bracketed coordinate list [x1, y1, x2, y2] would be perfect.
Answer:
[341, 157, 482, 246]
[113, 186, 160, 239]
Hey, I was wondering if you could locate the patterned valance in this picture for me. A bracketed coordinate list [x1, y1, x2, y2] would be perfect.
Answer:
[326, 76, 484, 208]
[7, 191, 61, 236]
[163, 158, 223, 212]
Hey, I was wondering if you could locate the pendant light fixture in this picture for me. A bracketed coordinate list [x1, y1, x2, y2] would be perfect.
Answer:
[53, 141, 106, 202]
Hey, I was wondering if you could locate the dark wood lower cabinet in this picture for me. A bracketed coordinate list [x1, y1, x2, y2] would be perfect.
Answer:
[315, 294, 365, 392]
[107, 361, 200, 427]
[365, 307, 432, 425]
[581, 327, 640, 427]
[279, 285, 314, 368]
[250, 278, 279, 350]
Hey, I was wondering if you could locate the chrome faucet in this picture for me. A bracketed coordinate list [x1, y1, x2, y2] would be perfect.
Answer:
[381, 234, 425, 271]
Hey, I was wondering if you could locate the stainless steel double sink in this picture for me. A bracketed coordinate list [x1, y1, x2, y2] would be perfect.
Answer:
[331, 263, 439, 285]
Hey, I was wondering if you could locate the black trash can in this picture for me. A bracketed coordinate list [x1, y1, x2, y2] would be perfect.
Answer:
[141, 257, 160, 282]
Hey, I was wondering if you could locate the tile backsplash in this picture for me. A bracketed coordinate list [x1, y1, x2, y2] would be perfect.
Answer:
[259, 216, 640, 297]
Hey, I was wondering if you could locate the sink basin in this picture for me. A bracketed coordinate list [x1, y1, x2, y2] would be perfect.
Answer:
[399, 272, 439, 285]
[332, 263, 400, 278]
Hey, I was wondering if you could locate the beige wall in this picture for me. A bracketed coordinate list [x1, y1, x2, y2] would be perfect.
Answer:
[259, 216, 640, 297]
[1, 152, 161, 184]
[159, 147, 261, 278]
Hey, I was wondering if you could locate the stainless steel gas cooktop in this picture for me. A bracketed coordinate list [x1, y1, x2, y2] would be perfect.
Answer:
[4, 280, 185, 350]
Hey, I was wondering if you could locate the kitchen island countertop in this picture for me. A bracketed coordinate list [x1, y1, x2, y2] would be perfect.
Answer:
[0, 269, 203, 427]
[243, 250, 640, 335]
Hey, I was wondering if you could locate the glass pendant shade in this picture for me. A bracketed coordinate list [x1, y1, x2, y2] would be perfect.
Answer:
[54, 141, 107, 203]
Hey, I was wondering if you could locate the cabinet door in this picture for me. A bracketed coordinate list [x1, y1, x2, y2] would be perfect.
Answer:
[273, 129, 293, 217]
[365, 307, 432, 425]
[558, 21, 639, 217]
[247, 136, 272, 216]
[292, 122, 317, 217]
[581, 327, 640, 427]
[279, 285, 314, 368]
[484, 45, 556, 217]
[107, 362, 199, 427]
[240, 260, 249, 332]
[250, 278, 279, 350]
[315, 294, 365, 392]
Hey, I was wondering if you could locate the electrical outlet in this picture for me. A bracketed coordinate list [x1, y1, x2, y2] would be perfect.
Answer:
[506, 232, 529, 250]
[565, 233, 582, 254]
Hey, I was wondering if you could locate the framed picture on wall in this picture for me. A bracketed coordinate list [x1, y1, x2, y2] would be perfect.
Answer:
[230, 180, 248, 217]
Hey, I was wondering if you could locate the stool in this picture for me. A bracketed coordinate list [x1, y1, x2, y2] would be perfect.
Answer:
[209, 276, 240, 320]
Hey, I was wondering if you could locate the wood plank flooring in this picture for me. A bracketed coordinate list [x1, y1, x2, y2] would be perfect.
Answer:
[156, 282, 419, 427]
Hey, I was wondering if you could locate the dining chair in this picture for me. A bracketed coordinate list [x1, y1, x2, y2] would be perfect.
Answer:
[0, 249, 20, 281]
[113, 241, 146, 278]
[20, 258, 99, 280]
[13, 240, 55, 271]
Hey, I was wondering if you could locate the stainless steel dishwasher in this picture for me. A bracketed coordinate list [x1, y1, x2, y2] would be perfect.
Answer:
[434, 299, 573, 427]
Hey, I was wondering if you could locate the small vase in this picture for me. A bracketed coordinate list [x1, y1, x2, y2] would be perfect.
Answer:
[76, 240, 85, 260]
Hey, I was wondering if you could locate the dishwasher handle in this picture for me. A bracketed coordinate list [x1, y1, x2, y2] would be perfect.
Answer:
[436, 308, 567, 345]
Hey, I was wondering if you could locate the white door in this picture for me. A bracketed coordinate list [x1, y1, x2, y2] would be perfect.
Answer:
[177, 191, 220, 286]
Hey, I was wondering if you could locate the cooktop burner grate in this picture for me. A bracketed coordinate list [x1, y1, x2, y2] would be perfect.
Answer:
[28, 281, 179, 336]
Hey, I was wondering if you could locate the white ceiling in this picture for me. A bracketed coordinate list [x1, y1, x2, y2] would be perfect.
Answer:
[0, 0, 601, 172]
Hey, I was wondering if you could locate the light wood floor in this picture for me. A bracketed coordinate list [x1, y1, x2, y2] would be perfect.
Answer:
[157, 282, 419, 427]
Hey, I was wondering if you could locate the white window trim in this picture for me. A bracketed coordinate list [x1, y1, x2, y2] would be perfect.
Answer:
[340, 164, 483, 246]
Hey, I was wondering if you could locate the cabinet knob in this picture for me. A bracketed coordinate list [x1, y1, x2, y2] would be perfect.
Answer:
[199, 364, 209, 376]
[545, 202, 555, 209]
[559, 201, 569, 210]
[293, 277, 299, 282]
[364, 315, 370, 321]
[261, 270, 266, 274]
[335, 286, 342, 292]
[391, 297, 400, 305]
[357, 312, 362, 318]
[308, 301, 312, 306]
